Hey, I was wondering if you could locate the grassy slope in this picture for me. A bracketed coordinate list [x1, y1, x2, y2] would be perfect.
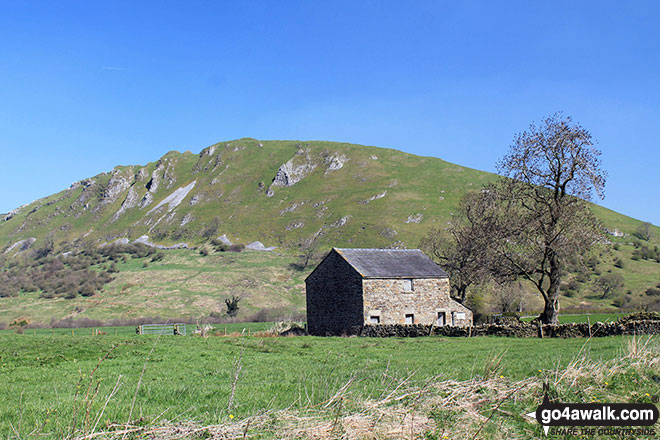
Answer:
[0, 250, 309, 325]
[0, 139, 659, 324]
[0, 333, 653, 439]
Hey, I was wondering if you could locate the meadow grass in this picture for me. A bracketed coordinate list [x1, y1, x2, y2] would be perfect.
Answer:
[0, 333, 655, 439]
[521, 313, 621, 324]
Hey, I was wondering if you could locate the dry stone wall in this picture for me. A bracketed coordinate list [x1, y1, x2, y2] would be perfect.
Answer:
[357, 320, 660, 338]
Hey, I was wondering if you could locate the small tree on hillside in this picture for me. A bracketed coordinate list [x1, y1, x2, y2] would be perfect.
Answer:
[597, 273, 624, 299]
[224, 295, 241, 317]
[202, 216, 221, 240]
[633, 222, 653, 241]
[420, 192, 493, 304]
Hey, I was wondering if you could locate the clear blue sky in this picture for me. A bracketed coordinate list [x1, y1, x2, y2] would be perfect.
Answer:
[1, 1, 659, 224]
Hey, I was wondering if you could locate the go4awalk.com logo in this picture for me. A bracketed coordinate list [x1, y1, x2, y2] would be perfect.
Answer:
[525, 388, 659, 437]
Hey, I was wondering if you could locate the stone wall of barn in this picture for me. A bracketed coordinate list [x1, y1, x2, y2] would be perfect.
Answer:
[305, 250, 365, 336]
[362, 278, 472, 327]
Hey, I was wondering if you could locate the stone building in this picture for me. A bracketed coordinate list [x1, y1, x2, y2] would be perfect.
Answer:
[305, 248, 472, 335]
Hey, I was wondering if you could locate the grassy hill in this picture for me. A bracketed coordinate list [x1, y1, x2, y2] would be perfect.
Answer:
[1, 139, 659, 325]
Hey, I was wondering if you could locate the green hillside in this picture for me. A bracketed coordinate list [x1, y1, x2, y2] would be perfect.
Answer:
[1, 139, 659, 325]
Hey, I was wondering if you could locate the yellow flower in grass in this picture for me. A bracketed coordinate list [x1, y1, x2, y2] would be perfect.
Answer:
[646, 393, 651, 397]
[604, 382, 609, 386]
[499, 375, 504, 378]
[229, 414, 235, 419]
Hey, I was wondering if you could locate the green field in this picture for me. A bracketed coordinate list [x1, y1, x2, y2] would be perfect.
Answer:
[1, 333, 658, 439]
[0, 321, 276, 337]
[521, 313, 622, 324]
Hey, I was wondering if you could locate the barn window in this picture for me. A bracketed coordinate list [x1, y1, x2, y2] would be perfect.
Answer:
[402, 279, 413, 292]
[451, 311, 466, 325]
[405, 313, 415, 324]
[370, 315, 380, 324]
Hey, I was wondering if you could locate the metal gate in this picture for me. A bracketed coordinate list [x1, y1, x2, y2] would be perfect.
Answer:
[138, 323, 187, 335]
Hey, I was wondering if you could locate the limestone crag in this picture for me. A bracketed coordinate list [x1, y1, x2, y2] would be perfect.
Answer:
[113, 186, 141, 221]
[147, 181, 197, 215]
[324, 153, 349, 173]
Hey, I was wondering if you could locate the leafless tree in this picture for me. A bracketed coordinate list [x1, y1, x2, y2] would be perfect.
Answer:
[420, 192, 494, 304]
[596, 273, 624, 299]
[634, 222, 653, 241]
[491, 282, 526, 314]
[472, 113, 607, 324]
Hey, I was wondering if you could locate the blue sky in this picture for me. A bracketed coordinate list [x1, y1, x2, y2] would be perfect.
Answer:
[1, 1, 659, 224]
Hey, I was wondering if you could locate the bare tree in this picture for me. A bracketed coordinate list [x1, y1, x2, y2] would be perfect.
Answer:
[201, 216, 221, 240]
[633, 222, 653, 241]
[492, 282, 526, 314]
[596, 274, 624, 299]
[467, 113, 606, 324]
[420, 192, 493, 304]
[224, 295, 241, 317]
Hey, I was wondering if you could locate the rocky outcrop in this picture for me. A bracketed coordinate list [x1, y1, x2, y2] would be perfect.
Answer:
[285, 221, 304, 230]
[147, 181, 196, 214]
[4, 238, 36, 254]
[324, 153, 349, 173]
[133, 235, 189, 249]
[360, 191, 387, 204]
[189, 194, 203, 206]
[269, 149, 318, 195]
[180, 213, 194, 226]
[245, 241, 276, 251]
[139, 161, 174, 208]
[216, 234, 232, 245]
[112, 186, 141, 220]
[280, 201, 306, 215]
[100, 171, 131, 206]
[406, 213, 423, 224]
[3, 205, 26, 221]
[331, 215, 351, 228]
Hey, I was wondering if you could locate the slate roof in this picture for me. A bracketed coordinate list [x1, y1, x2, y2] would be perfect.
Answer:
[334, 248, 448, 278]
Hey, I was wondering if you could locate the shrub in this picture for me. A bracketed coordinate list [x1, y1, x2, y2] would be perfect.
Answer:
[645, 287, 660, 297]
[614, 258, 625, 269]
[150, 252, 165, 262]
[229, 244, 245, 253]
[224, 295, 241, 317]
[199, 247, 209, 256]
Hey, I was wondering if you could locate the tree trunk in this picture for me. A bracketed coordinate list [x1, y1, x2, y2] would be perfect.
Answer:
[539, 255, 561, 324]
[539, 296, 559, 324]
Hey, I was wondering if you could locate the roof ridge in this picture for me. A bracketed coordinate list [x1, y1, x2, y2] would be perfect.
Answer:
[335, 248, 420, 251]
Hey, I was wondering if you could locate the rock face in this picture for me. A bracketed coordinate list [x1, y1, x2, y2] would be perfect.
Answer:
[270, 149, 318, 190]
[113, 186, 141, 220]
[100, 171, 131, 206]
[147, 181, 196, 214]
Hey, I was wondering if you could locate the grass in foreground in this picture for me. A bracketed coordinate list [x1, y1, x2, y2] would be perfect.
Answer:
[0, 334, 658, 439]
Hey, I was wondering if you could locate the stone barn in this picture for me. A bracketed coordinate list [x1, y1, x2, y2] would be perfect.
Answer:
[305, 248, 472, 336]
